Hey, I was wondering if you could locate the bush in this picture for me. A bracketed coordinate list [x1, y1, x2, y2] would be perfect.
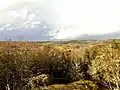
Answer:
[26, 74, 52, 90]
[89, 44, 120, 90]
[1, 41, 120, 90]
[33, 47, 80, 84]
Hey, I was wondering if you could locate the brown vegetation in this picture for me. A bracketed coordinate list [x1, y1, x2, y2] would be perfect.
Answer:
[0, 40, 120, 90]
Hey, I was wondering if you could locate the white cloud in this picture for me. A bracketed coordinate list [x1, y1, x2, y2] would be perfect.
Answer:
[0, 0, 45, 9]
[0, 0, 120, 39]
[51, 0, 120, 39]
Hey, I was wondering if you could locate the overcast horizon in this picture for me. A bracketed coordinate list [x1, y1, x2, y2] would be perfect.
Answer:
[0, 0, 120, 40]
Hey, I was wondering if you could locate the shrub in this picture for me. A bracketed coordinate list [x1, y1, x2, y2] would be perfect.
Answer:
[1, 41, 120, 90]
[34, 47, 80, 84]
[89, 44, 120, 90]
[26, 74, 52, 90]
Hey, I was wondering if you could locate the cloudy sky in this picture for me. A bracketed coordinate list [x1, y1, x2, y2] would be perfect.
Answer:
[0, 0, 120, 39]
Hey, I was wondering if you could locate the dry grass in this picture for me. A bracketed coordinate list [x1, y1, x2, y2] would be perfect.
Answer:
[0, 40, 120, 90]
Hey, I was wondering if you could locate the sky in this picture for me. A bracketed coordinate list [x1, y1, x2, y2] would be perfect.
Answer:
[0, 0, 120, 39]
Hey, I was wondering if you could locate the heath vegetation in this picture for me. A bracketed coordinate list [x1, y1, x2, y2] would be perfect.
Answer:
[0, 40, 120, 90]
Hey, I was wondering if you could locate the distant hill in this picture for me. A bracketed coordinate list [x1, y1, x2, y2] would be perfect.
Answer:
[0, 28, 120, 41]
[75, 30, 120, 40]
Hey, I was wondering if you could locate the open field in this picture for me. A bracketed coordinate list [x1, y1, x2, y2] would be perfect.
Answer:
[0, 40, 120, 90]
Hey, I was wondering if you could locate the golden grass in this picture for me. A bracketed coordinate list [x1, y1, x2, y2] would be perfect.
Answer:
[0, 40, 120, 90]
